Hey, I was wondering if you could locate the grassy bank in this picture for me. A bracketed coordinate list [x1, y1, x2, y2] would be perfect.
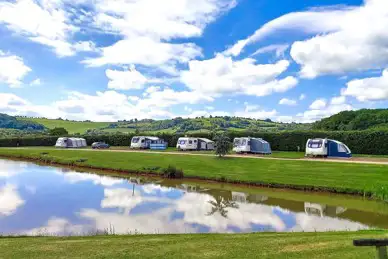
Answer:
[1, 231, 387, 259]
[0, 148, 387, 199]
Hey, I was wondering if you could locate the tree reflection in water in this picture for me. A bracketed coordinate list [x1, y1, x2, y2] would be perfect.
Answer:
[206, 196, 239, 218]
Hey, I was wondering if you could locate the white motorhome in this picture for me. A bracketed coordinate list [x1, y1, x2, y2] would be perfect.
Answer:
[176, 137, 198, 151]
[130, 136, 160, 149]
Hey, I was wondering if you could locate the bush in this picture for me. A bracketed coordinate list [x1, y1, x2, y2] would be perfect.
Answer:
[49, 127, 69, 136]
[163, 165, 184, 179]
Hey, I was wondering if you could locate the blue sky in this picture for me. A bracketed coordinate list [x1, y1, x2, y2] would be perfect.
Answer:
[0, 0, 387, 122]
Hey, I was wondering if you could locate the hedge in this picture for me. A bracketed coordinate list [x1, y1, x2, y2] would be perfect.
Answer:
[0, 130, 388, 155]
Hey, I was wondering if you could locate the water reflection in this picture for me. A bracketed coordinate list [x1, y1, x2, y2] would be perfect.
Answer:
[0, 159, 387, 236]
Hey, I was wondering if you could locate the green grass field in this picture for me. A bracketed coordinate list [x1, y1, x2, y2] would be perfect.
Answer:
[1, 231, 386, 259]
[18, 118, 110, 134]
[0, 148, 387, 197]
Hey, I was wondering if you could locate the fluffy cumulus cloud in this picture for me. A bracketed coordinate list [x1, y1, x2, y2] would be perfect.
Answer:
[309, 99, 327, 110]
[106, 66, 148, 90]
[181, 54, 297, 97]
[279, 98, 297, 106]
[0, 184, 25, 216]
[0, 0, 95, 57]
[83, 0, 236, 68]
[225, 0, 388, 79]
[0, 52, 31, 87]
[342, 69, 388, 101]
[297, 97, 353, 123]
[290, 0, 388, 78]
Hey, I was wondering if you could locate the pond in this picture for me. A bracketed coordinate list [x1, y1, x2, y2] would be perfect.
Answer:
[0, 159, 387, 236]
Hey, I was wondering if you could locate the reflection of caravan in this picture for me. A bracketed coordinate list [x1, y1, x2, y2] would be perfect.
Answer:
[304, 202, 327, 217]
[232, 192, 247, 203]
[304, 202, 347, 217]
[305, 138, 352, 158]
[176, 137, 215, 151]
[233, 137, 272, 154]
[55, 137, 87, 148]
[130, 136, 166, 149]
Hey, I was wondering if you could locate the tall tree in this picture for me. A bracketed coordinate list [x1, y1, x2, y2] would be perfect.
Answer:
[214, 133, 231, 157]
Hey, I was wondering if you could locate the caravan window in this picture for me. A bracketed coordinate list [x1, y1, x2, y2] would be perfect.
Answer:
[179, 140, 186, 145]
[233, 139, 240, 146]
[132, 137, 140, 143]
[242, 139, 247, 145]
[141, 139, 145, 143]
[189, 140, 193, 144]
[339, 144, 350, 153]
[247, 140, 251, 145]
[194, 140, 197, 143]
[308, 140, 322, 148]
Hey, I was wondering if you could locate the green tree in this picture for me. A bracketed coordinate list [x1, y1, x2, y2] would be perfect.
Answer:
[214, 133, 231, 157]
[49, 127, 68, 136]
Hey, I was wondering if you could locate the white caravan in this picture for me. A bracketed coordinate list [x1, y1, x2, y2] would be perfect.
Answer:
[176, 137, 198, 151]
[130, 136, 160, 149]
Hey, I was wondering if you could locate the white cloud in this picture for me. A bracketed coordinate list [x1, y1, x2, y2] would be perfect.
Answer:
[83, 38, 202, 69]
[309, 99, 327, 110]
[224, 7, 350, 56]
[92, 0, 236, 40]
[137, 88, 214, 109]
[279, 98, 297, 106]
[0, 184, 25, 216]
[30, 78, 42, 86]
[251, 44, 289, 58]
[205, 106, 215, 110]
[234, 105, 277, 119]
[224, 0, 388, 78]
[330, 96, 346, 105]
[106, 66, 148, 90]
[290, 0, 388, 78]
[128, 96, 140, 102]
[82, 0, 235, 68]
[299, 94, 306, 100]
[342, 69, 388, 101]
[297, 100, 353, 123]
[0, 52, 31, 87]
[0, 0, 79, 57]
[22, 217, 88, 236]
[62, 172, 124, 187]
[0, 93, 29, 113]
[181, 54, 297, 97]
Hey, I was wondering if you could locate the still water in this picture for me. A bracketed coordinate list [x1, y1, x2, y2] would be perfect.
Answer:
[0, 159, 387, 236]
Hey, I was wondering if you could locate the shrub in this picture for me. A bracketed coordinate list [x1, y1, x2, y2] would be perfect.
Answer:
[162, 165, 184, 179]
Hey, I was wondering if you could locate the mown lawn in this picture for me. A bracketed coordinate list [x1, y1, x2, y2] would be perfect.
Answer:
[0, 148, 387, 195]
[0, 231, 387, 259]
[18, 118, 110, 134]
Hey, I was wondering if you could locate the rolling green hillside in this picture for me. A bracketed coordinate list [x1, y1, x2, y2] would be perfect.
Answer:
[17, 117, 110, 134]
[313, 109, 388, 131]
[16, 116, 311, 134]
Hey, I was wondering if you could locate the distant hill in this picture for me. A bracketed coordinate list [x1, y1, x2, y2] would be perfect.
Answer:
[313, 109, 388, 131]
[16, 116, 311, 134]
[17, 117, 110, 134]
[0, 114, 45, 131]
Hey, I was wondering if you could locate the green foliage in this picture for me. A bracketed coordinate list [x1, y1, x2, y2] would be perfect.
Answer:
[214, 133, 231, 157]
[313, 109, 388, 131]
[0, 113, 45, 131]
[162, 165, 184, 179]
[49, 127, 69, 136]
